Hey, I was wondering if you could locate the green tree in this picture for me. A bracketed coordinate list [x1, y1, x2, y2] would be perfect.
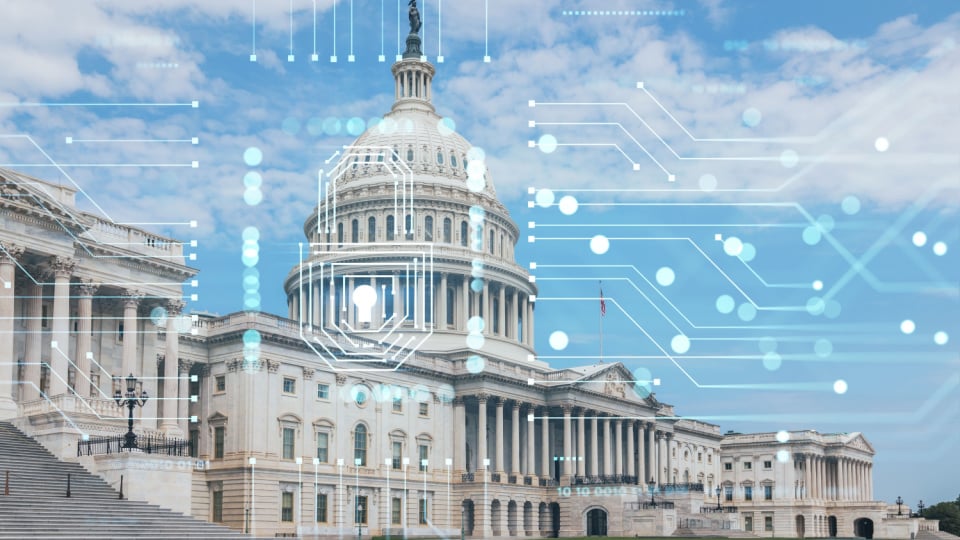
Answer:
[924, 501, 960, 536]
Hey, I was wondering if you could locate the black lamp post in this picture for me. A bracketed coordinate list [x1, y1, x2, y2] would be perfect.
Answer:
[917, 500, 924, 517]
[716, 486, 722, 510]
[896, 495, 903, 516]
[114, 373, 148, 449]
[356, 503, 363, 540]
[648, 477, 657, 507]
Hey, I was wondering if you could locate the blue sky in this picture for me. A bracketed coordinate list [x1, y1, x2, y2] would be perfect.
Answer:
[1, 0, 957, 505]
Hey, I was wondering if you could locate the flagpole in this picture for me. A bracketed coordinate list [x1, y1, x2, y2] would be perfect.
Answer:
[599, 280, 604, 364]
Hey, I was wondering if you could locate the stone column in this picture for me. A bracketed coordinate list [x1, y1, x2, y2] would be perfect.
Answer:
[510, 289, 518, 339]
[497, 285, 505, 337]
[161, 300, 185, 435]
[177, 359, 194, 437]
[803, 455, 811, 499]
[121, 290, 142, 378]
[0, 244, 23, 417]
[867, 463, 873, 500]
[511, 402, 520, 475]
[602, 417, 612, 476]
[48, 257, 74, 397]
[589, 414, 599, 477]
[481, 281, 490, 336]
[22, 280, 43, 402]
[528, 298, 535, 346]
[637, 423, 647, 484]
[646, 424, 656, 484]
[75, 282, 98, 397]
[577, 412, 586, 477]
[438, 273, 447, 330]
[525, 405, 536, 476]
[626, 421, 636, 479]
[416, 273, 424, 328]
[656, 431, 665, 484]
[614, 420, 623, 476]
[562, 404, 572, 479]
[665, 433, 673, 484]
[494, 398, 504, 475]
[313, 280, 322, 328]
[328, 273, 338, 327]
[540, 407, 549, 479]
[460, 277, 469, 330]
[347, 277, 355, 326]
[477, 396, 488, 473]
[453, 398, 465, 474]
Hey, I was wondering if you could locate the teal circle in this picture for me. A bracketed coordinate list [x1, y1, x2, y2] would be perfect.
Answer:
[737, 303, 757, 321]
[471, 278, 484, 292]
[242, 267, 260, 281]
[841, 196, 861, 215]
[306, 117, 324, 135]
[716, 295, 735, 314]
[243, 293, 261, 309]
[281, 117, 300, 135]
[742, 108, 762, 127]
[538, 134, 558, 154]
[632, 367, 652, 398]
[738, 242, 756, 262]
[469, 205, 486, 223]
[467, 316, 485, 333]
[244, 187, 263, 206]
[243, 147, 263, 166]
[816, 214, 835, 232]
[466, 333, 485, 349]
[780, 149, 799, 168]
[466, 355, 485, 374]
[762, 352, 782, 371]
[346, 117, 365, 136]
[242, 226, 260, 242]
[671, 334, 690, 354]
[322, 117, 341, 135]
[806, 296, 825, 316]
[814, 338, 832, 357]
[656, 267, 675, 286]
[823, 299, 842, 319]
[243, 329, 262, 345]
[802, 226, 821, 245]
[150, 306, 168, 326]
[367, 117, 383, 131]
[241, 253, 259, 267]
[243, 171, 262, 188]
[437, 117, 456, 136]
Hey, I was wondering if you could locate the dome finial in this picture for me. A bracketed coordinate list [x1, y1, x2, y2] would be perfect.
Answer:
[403, 0, 423, 58]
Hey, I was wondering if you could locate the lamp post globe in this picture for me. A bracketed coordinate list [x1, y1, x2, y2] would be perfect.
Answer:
[357, 503, 363, 540]
[716, 486, 722, 510]
[648, 478, 656, 506]
[896, 495, 903, 516]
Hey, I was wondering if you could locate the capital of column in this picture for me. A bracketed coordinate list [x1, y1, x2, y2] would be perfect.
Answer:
[561, 403, 573, 414]
[75, 279, 100, 297]
[166, 299, 186, 316]
[511, 401, 521, 412]
[178, 359, 194, 373]
[123, 289, 145, 307]
[646, 421, 656, 430]
[453, 396, 465, 406]
[46, 256, 76, 279]
[665, 432, 673, 440]
[0, 242, 25, 265]
[476, 393, 489, 403]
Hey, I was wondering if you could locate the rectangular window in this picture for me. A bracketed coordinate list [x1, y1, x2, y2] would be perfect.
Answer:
[283, 377, 296, 394]
[392, 396, 403, 412]
[419, 402, 429, 417]
[744, 461, 752, 470]
[189, 430, 199, 458]
[317, 433, 329, 462]
[212, 490, 223, 522]
[316, 493, 328, 523]
[419, 498, 428, 525]
[418, 444, 428, 472]
[764, 516, 773, 531]
[745, 486, 753, 501]
[116, 320, 122, 340]
[698, 452, 702, 462]
[391, 497, 402, 524]
[725, 486, 733, 502]
[355, 495, 368, 524]
[214, 426, 225, 459]
[317, 383, 330, 399]
[392, 441, 402, 470]
[281, 492, 294, 522]
[763, 460, 772, 469]
[724, 462, 732, 471]
[744, 516, 753, 532]
[764, 485, 773, 500]
[215, 376, 225, 393]
[282, 427, 295, 459]
[708, 454, 713, 464]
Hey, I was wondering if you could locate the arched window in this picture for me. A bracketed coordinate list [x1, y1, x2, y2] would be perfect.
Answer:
[354, 424, 367, 466]
[351, 219, 359, 243]
[424, 216, 434, 242]
[377, 153, 384, 162]
[406, 148, 414, 162]
[392, 147, 399, 162]
[443, 218, 452, 244]
[364, 154, 370, 163]
[368, 217, 376, 242]
[337, 223, 344, 247]
[489, 229, 495, 254]
[460, 221, 468, 247]
[386, 215, 395, 241]
[446, 287, 455, 325]
[405, 214, 413, 239]
[500, 233, 504, 257]
[450, 154, 457, 168]
[436, 152, 443, 165]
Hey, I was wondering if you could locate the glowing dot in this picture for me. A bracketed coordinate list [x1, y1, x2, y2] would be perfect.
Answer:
[243, 147, 263, 166]
[816, 215, 835, 232]
[466, 175, 486, 193]
[558, 195, 579, 215]
[738, 242, 756, 262]
[738, 303, 757, 321]
[367, 117, 382, 131]
[933, 242, 947, 256]
[281, 117, 300, 135]
[758, 337, 777, 353]
[243, 171, 262, 188]
[780, 149, 799, 168]
[466, 316, 486, 333]
[549, 331, 569, 350]
[699, 174, 717, 192]
[306, 117, 323, 135]
[671, 334, 690, 354]
[241, 253, 259, 267]
[775, 430, 790, 443]
[469, 206, 486, 223]
[716, 295, 735, 314]
[322, 117, 341, 135]
[149, 306, 168, 326]
[763, 352, 782, 371]
[813, 280, 823, 291]
[823, 300, 842, 319]
[874, 137, 889, 152]
[900, 320, 915, 334]
[244, 187, 263, 206]
[742, 108, 762, 127]
[466, 333, 485, 349]
[535, 188, 555, 208]
[776, 450, 791, 463]
[806, 297, 825, 316]
[833, 380, 848, 394]
[590, 235, 610, 255]
[466, 160, 485, 178]
[841, 196, 861, 215]
[346, 117, 365, 136]
[912, 232, 927, 247]
[632, 367, 652, 398]
[378, 117, 397, 134]
[242, 226, 260, 242]
[802, 226, 821, 245]
[470, 279, 483, 292]
[467, 146, 486, 162]
[934, 331, 949, 345]
[243, 329, 262, 345]
[656, 267, 675, 286]
[538, 134, 558, 154]
[814, 339, 832, 357]
[723, 237, 743, 256]
[437, 117, 456, 136]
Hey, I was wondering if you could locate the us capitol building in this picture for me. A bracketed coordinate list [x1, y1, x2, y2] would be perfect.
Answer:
[0, 14, 930, 540]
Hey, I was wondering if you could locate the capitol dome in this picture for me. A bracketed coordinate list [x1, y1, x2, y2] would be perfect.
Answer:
[286, 33, 536, 362]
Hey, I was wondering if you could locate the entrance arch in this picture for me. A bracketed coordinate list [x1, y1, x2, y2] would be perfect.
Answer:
[461, 500, 475, 536]
[523, 502, 533, 536]
[586, 508, 608, 536]
[854, 518, 874, 539]
[796, 515, 806, 538]
[829, 516, 838, 537]
[549, 502, 561, 538]
[491, 500, 502, 536]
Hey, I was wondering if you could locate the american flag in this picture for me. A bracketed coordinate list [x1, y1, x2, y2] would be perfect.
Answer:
[600, 285, 606, 316]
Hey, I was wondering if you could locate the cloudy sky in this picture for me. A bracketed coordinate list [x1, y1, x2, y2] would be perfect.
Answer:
[2, 0, 957, 505]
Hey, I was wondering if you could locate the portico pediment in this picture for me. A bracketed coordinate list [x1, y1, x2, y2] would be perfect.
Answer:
[0, 168, 87, 235]
[845, 432, 875, 454]
[575, 363, 660, 408]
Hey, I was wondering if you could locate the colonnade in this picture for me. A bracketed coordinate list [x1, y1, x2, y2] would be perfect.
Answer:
[796, 454, 873, 501]
[290, 272, 534, 346]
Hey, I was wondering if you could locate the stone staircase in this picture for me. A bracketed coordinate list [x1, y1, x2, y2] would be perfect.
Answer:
[919, 531, 960, 540]
[0, 421, 256, 539]
[672, 527, 758, 537]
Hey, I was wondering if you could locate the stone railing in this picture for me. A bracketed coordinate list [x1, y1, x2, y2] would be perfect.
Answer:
[83, 214, 184, 258]
[20, 395, 126, 421]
